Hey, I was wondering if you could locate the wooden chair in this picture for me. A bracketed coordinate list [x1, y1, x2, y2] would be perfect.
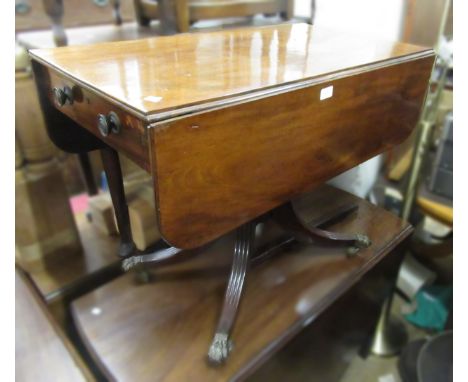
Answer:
[134, 0, 294, 32]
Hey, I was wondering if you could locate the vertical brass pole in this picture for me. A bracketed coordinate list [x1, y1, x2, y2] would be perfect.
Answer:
[401, 63, 449, 221]
[370, 0, 451, 357]
[401, 121, 432, 221]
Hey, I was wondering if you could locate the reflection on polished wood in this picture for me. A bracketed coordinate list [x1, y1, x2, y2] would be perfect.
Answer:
[19, 211, 120, 301]
[30, 23, 434, 249]
[30, 23, 432, 117]
[71, 185, 412, 381]
[15, 268, 88, 382]
[150, 56, 433, 248]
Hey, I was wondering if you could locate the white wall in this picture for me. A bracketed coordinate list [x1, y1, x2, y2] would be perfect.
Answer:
[294, 0, 405, 41]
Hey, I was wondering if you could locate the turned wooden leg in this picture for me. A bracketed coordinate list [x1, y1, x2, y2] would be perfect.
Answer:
[42, 0, 67, 47]
[77, 152, 98, 196]
[285, 0, 295, 20]
[112, 0, 122, 25]
[273, 201, 371, 255]
[207, 221, 256, 365]
[100, 146, 135, 258]
[133, 0, 151, 26]
[175, 0, 190, 33]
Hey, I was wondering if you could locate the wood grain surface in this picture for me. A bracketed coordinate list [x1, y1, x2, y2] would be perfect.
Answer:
[30, 23, 434, 249]
[15, 160, 82, 269]
[151, 55, 434, 248]
[19, 211, 120, 302]
[71, 185, 412, 382]
[32, 62, 150, 170]
[30, 23, 433, 119]
[15, 268, 88, 382]
[247, 244, 404, 382]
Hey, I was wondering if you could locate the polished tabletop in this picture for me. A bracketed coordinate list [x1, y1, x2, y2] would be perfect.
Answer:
[30, 23, 431, 120]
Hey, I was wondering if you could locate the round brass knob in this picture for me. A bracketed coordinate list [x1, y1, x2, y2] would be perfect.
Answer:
[53, 86, 73, 107]
[97, 111, 121, 137]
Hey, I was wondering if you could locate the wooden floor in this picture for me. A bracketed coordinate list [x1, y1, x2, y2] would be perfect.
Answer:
[71, 186, 411, 381]
[15, 268, 89, 381]
[18, 211, 120, 303]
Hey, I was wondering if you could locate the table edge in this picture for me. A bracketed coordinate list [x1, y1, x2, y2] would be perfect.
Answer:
[29, 48, 434, 125]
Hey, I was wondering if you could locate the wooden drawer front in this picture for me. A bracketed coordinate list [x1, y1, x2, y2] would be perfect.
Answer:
[43, 68, 150, 171]
[151, 56, 434, 249]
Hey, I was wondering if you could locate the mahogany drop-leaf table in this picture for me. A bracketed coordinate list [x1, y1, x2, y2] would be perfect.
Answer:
[30, 23, 434, 364]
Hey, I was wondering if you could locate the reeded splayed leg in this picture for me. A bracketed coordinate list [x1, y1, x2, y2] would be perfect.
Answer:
[207, 221, 256, 365]
[100, 146, 136, 258]
[273, 201, 371, 255]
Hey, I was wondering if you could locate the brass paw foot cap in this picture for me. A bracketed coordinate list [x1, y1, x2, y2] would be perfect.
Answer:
[207, 333, 233, 366]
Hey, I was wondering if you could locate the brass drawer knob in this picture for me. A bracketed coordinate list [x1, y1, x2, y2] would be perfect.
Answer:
[97, 111, 121, 137]
[53, 86, 73, 107]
